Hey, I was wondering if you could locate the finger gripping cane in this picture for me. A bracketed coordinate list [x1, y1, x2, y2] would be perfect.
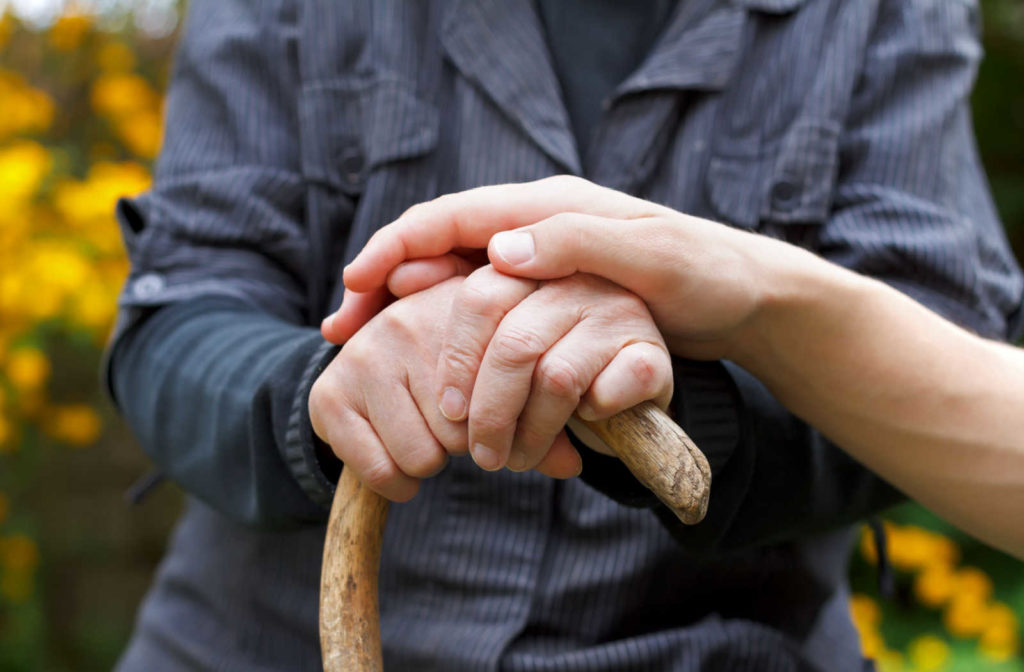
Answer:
[319, 400, 711, 672]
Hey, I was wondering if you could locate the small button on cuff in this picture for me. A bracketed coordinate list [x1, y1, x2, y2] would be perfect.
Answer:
[132, 273, 165, 299]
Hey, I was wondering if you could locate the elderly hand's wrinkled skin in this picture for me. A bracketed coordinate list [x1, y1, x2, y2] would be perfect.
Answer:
[310, 267, 672, 500]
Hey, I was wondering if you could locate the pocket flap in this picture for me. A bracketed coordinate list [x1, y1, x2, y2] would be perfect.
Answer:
[706, 118, 840, 229]
[299, 76, 438, 194]
[761, 118, 840, 223]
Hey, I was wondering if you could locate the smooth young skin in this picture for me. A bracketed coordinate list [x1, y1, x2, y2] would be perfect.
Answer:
[327, 176, 1024, 560]
[310, 266, 672, 501]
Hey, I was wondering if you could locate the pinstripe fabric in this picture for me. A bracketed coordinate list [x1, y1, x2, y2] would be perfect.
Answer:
[111, 0, 1022, 671]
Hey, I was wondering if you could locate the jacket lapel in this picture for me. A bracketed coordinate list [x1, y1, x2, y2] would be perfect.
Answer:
[440, 0, 581, 174]
[589, 0, 809, 191]
[615, 0, 747, 99]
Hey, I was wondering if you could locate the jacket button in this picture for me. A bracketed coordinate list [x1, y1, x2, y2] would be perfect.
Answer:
[771, 179, 799, 210]
[132, 273, 165, 299]
[339, 147, 365, 188]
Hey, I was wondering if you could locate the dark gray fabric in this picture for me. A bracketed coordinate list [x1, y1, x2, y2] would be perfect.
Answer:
[108, 0, 1024, 670]
[109, 296, 339, 523]
[536, 0, 680, 151]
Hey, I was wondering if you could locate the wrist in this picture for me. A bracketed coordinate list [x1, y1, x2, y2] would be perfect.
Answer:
[728, 240, 857, 373]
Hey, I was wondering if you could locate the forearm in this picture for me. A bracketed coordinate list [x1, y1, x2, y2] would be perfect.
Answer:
[109, 296, 338, 527]
[735, 248, 1024, 557]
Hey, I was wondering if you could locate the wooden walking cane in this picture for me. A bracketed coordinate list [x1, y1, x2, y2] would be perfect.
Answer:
[320, 400, 711, 672]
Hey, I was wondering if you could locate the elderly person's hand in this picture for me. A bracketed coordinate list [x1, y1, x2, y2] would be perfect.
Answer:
[311, 265, 672, 497]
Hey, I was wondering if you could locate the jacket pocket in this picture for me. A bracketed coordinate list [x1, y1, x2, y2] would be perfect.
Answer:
[706, 118, 841, 229]
[298, 75, 439, 197]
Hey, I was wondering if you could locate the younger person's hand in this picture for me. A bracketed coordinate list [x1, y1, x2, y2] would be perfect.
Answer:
[325, 177, 775, 362]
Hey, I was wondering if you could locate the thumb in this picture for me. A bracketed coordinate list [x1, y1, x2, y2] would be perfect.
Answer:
[487, 213, 661, 292]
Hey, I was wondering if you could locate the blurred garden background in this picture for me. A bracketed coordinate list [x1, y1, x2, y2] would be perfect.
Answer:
[0, 1, 1022, 670]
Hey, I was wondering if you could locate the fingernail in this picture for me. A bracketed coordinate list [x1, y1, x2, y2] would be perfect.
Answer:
[320, 313, 334, 332]
[576, 401, 597, 422]
[492, 231, 535, 266]
[508, 450, 527, 472]
[571, 450, 583, 477]
[439, 387, 467, 421]
[472, 443, 502, 471]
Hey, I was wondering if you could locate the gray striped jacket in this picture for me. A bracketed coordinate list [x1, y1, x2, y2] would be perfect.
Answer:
[111, 1, 1023, 670]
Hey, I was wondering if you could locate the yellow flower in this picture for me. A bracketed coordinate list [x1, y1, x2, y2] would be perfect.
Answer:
[887, 524, 959, 572]
[979, 618, 1020, 662]
[0, 533, 39, 572]
[876, 649, 906, 672]
[850, 593, 885, 658]
[54, 161, 151, 227]
[90, 73, 158, 120]
[944, 593, 989, 638]
[850, 593, 882, 628]
[907, 635, 950, 672]
[71, 281, 117, 334]
[0, 140, 52, 203]
[0, 70, 55, 139]
[915, 563, 957, 608]
[983, 603, 1020, 631]
[859, 630, 886, 660]
[28, 241, 91, 291]
[48, 12, 92, 52]
[96, 41, 136, 72]
[5, 347, 50, 391]
[952, 567, 993, 602]
[923, 534, 959, 569]
[46, 403, 102, 447]
[117, 109, 164, 159]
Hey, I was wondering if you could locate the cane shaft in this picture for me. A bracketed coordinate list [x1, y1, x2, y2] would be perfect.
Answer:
[320, 400, 710, 670]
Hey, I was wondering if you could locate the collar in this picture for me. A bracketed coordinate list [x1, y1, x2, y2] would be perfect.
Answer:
[440, 0, 809, 174]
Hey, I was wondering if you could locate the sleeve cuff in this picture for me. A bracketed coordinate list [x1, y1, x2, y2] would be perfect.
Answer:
[281, 340, 343, 510]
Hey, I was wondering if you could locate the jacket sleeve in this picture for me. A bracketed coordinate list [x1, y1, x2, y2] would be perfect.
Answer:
[579, 0, 1024, 553]
[105, 0, 344, 526]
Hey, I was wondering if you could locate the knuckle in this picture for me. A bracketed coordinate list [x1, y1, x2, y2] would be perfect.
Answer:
[403, 448, 447, 479]
[308, 375, 329, 414]
[472, 413, 513, 438]
[377, 308, 416, 341]
[456, 278, 503, 317]
[341, 333, 376, 365]
[616, 292, 650, 318]
[536, 356, 584, 399]
[401, 200, 431, 220]
[627, 344, 672, 394]
[544, 211, 581, 232]
[516, 425, 551, 453]
[440, 343, 480, 379]
[543, 174, 587, 191]
[309, 377, 348, 433]
[360, 458, 399, 491]
[491, 328, 546, 368]
[629, 350, 658, 388]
